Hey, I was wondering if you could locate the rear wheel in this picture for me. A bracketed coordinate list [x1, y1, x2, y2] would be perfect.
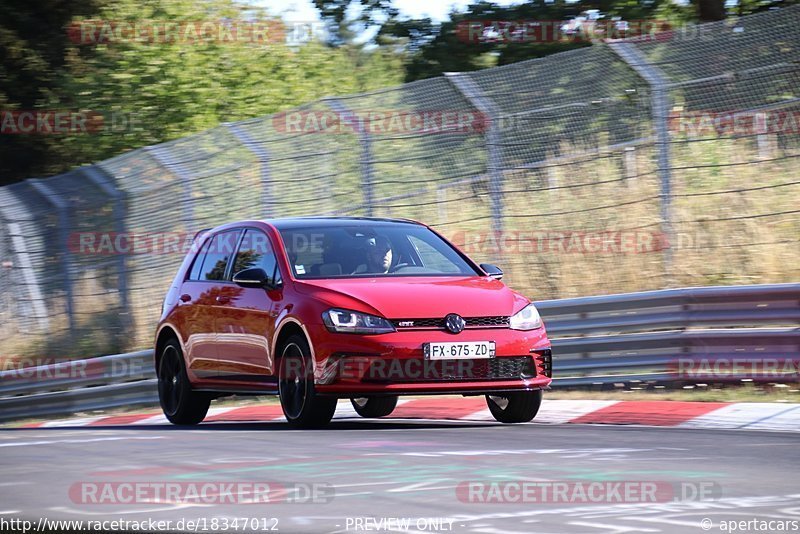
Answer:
[278, 335, 337, 428]
[486, 390, 543, 423]
[351, 396, 398, 418]
[158, 339, 210, 425]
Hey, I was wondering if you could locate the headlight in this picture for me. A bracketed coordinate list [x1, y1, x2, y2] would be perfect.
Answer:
[322, 308, 396, 334]
[509, 304, 542, 331]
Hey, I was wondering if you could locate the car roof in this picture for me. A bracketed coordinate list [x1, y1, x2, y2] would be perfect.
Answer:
[264, 216, 424, 230]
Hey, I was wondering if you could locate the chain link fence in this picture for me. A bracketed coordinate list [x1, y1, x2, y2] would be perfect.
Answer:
[1, 6, 799, 357]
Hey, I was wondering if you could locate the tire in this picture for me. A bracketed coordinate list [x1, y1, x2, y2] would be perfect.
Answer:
[278, 335, 337, 428]
[486, 390, 543, 423]
[158, 339, 210, 425]
[351, 396, 398, 418]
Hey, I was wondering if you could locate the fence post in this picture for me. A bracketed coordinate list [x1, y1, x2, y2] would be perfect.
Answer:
[144, 145, 195, 229]
[446, 73, 504, 234]
[754, 112, 775, 159]
[609, 42, 674, 278]
[623, 146, 638, 183]
[2, 221, 50, 331]
[326, 99, 374, 216]
[226, 123, 274, 218]
[28, 179, 76, 333]
[81, 166, 131, 332]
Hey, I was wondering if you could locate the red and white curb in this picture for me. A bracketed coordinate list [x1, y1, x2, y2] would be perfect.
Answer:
[12, 398, 800, 432]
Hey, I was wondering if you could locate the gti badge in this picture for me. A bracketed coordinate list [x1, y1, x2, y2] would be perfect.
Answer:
[444, 313, 466, 334]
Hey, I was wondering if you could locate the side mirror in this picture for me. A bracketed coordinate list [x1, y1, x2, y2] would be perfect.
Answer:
[480, 263, 503, 280]
[233, 267, 274, 289]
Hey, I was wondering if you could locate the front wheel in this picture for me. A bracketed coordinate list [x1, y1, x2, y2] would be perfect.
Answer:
[278, 335, 337, 428]
[351, 396, 398, 418]
[158, 339, 210, 425]
[486, 390, 543, 423]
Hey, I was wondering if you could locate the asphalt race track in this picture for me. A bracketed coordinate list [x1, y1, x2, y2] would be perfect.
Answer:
[1, 409, 799, 534]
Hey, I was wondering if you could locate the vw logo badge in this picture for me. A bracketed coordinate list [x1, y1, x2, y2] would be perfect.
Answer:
[444, 313, 466, 334]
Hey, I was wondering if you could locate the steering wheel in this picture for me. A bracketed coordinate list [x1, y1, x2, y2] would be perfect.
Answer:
[388, 263, 410, 273]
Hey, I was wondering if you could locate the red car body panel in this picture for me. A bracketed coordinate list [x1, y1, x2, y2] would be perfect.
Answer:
[155, 218, 552, 396]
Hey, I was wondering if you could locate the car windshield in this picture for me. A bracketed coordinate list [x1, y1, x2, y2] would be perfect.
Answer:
[278, 223, 481, 279]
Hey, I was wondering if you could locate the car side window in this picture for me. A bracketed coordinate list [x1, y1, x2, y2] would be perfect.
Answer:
[188, 238, 211, 281]
[232, 229, 281, 285]
[200, 231, 240, 281]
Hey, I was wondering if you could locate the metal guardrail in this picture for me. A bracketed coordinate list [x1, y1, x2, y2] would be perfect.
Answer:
[0, 283, 798, 421]
[539, 283, 800, 386]
[0, 351, 156, 422]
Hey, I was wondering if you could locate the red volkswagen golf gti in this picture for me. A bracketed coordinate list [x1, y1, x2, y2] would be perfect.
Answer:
[155, 217, 552, 427]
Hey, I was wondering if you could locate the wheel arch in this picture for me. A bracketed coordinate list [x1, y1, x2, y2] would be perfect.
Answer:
[272, 319, 315, 364]
[154, 325, 180, 376]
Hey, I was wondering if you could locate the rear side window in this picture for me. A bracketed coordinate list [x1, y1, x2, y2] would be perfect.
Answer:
[188, 239, 211, 280]
[232, 229, 281, 284]
[197, 230, 240, 281]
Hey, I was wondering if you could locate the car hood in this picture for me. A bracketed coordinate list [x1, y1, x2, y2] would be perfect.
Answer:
[295, 276, 530, 318]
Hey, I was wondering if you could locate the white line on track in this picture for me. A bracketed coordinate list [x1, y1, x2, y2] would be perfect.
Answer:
[570, 521, 660, 533]
[49, 503, 212, 516]
[0, 436, 163, 448]
[625, 516, 719, 528]
[0, 511, 20, 515]
[331, 481, 399, 489]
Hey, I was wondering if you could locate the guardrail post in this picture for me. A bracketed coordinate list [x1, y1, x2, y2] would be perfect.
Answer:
[28, 178, 76, 333]
[80, 166, 131, 331]
[144, 145, 195, 229]
[609, 42, 674, 280]
[226, 123, 274, 218]
[326, 99, 374, 216]
[446, 72, 505, 235]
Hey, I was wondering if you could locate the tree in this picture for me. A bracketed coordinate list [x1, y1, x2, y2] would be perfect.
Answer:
[376, 0, 798, 82]
[0, 0, 404, 185]
[0, 0, 104, 184]
[312, 0, 398, 45]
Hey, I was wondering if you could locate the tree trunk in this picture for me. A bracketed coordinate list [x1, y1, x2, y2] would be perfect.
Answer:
[695, 0, 727, 21]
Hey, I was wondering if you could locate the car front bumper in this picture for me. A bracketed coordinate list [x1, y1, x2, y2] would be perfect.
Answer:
[307, 324, 552, 396]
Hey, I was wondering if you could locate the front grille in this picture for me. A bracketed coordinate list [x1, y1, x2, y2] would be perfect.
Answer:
[361, 356, 535, 383]
[467, 316, 510, 327]
[392, 316, 510, 330]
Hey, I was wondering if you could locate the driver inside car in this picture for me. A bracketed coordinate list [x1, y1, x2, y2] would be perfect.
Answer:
[353, 235, 393, 274]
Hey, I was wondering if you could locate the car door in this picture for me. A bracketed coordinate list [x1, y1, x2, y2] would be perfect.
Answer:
[183, 229, 241, 378]
[214, 228, 283, 386]
[176, 237, 216, 379]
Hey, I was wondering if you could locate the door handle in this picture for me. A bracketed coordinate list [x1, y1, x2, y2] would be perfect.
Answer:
[216, 296, 230, 304]
[179, 294, 191, 303]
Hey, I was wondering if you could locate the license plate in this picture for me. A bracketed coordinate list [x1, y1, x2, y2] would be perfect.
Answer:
[424, 341, 495, 360]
